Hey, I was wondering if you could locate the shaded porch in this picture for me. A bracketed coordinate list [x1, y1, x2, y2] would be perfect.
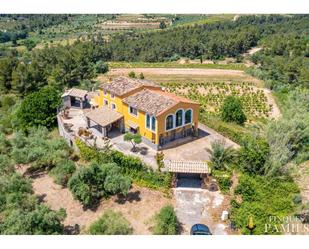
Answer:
[84, 107, 124, 138]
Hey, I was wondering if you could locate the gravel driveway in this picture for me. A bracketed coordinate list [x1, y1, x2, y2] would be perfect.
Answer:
[174, 188, 229, 235]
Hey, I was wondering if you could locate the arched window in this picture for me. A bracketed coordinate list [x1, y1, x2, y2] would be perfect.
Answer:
[176, 109, 183, 127]
[166, 115, 174, 130]
[185, 109, 192, 124]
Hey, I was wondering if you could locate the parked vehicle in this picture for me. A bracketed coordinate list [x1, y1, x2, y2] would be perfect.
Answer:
[190, 224, 212, 235]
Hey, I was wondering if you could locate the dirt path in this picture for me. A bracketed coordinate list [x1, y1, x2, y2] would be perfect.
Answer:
[264, 88, 281, 119]
[18, 166, 172, 234]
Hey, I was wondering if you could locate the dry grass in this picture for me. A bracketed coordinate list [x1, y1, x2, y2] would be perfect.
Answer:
[99, 67, 263, 86]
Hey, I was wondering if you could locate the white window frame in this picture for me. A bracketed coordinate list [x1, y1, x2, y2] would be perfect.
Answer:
[146, 113, 151, 129]
[104, 99, 109, 106]
[175, 108, 185, 128]
[185, 108, 193, 124]
[165, 108, 193, 132]
[145, 113, 156, 133]
[111, 103, 117, 110]
[151, 116, 156, 132]
[165, 114, 175, 131]
[128, 105, 138, 117]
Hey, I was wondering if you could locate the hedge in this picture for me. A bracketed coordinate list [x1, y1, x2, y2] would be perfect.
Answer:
[75, 139, 172, 192]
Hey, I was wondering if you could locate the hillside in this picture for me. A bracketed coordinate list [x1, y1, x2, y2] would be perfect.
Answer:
[0, 14, 308, 235]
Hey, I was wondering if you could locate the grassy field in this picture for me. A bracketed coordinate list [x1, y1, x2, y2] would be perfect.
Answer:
[109, 61, 247, 70]
[172, 14, 235, 27]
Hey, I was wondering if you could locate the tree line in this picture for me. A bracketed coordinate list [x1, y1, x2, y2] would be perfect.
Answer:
[0, 15, 308, 96]
[103, 15, 309, 61]
[249, 34, 309, 89]
[0, 14, 71, 43]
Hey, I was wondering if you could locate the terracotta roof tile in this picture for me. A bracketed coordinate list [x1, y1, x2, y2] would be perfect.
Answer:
[100, 76, 160, 96]
[84, 107, 123, 127]
[61, 88, 88, 98]
[151, 89, 199, 105]
[164, 160, 209, 174]
[123, 89, 198, 116]
[123, 89, 177, 116]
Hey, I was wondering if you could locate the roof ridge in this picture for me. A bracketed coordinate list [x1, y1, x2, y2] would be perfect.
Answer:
[148, 88, 198, 105]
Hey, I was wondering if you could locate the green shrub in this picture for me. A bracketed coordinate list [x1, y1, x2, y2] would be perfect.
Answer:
[123, 132, 142, 152]
[239, 137, 270, 175]
[0, 205, 66, 235]
[231, 173, 300, 234]
[155, 151, 164, 171]
[207, 140, 236, 170]
[110, 150, 144, 171]
[139, 72, 145, 79]
[10, 128, 71, 169]
[0, 133, 11, 154]
[293, 194, 302, 205]
[88, 210, 133, 235]
[153, 205, 179, 235]
[95, 60, 109, 74]
[220, 96, 247, 125]
[16, 86, 61, 130]
[49, 160, 76, 186]
[11, 147, 31, 164]
[128, 71, 136, 78]
[212, 170, 232, 194]
[75, 138, 98, 161]
[76, 140, 172, 192]
[0, 155, 14, 176]
[68, 162, 131, 207]
[0, 173, 35, 213]
[202, 116, 249, 145]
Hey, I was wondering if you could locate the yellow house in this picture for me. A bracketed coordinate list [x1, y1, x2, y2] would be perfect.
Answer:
[89, 76, 199, 150]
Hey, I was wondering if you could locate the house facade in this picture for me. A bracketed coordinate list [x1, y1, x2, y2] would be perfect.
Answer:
[91, 76, 200, 149]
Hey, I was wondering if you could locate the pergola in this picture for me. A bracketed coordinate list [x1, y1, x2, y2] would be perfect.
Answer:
[84, 107, 124, 137]
[163, 160, 209, 174]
